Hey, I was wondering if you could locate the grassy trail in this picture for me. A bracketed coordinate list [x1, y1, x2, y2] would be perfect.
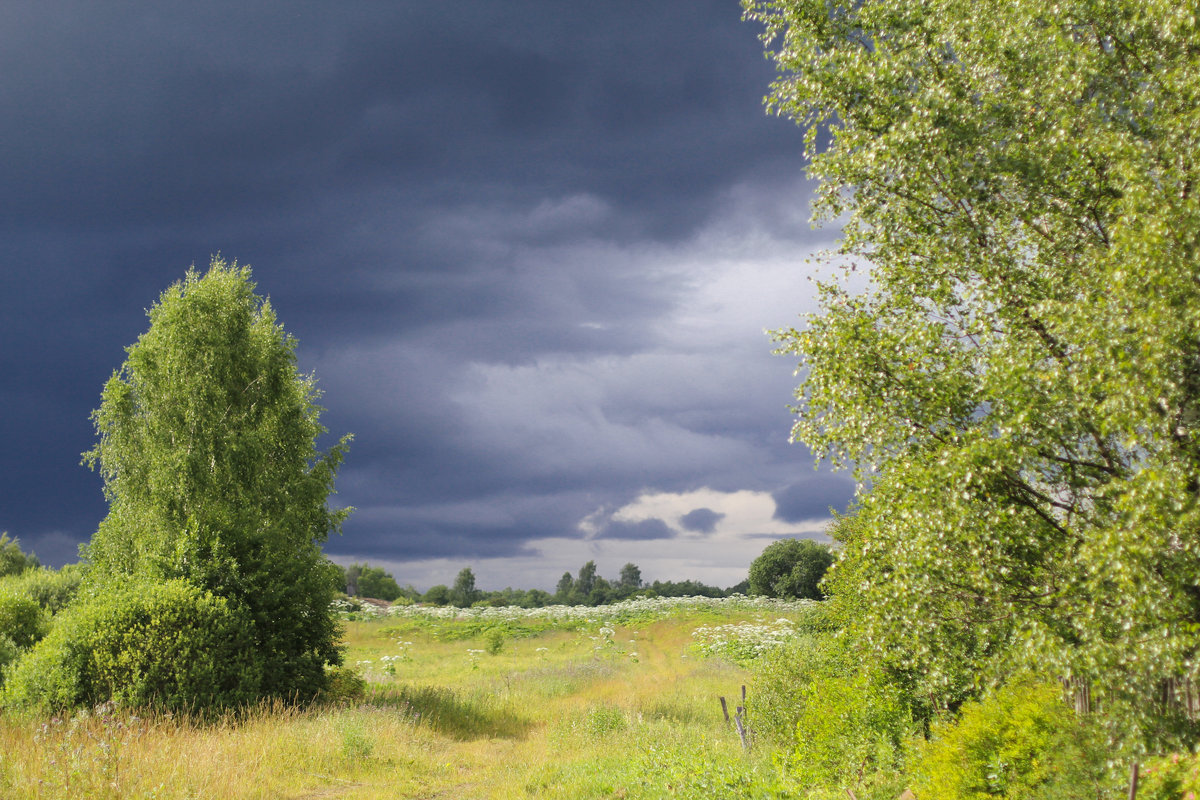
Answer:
[0, 605, 791, 799]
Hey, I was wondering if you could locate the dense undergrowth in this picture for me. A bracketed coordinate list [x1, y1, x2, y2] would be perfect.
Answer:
[2, 591, 1194, 798]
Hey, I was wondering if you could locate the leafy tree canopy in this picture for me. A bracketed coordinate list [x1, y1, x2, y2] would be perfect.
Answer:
[748, 538, 833, 600]
[618, 562, 642, 591]
[346, 564, 403, 602]
[80, 258, 352, 700]
[451, 567, 479, 608]
[554, 572, 574, 603]
[745, 0, 1200, 742]
[423, 584, 450, 606]
[0, 533, 39, 578]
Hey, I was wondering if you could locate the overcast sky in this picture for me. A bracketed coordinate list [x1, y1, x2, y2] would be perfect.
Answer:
[1, 1, 855, 591]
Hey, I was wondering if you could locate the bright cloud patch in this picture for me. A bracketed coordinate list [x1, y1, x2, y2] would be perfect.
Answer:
[347, 487, 834, 592]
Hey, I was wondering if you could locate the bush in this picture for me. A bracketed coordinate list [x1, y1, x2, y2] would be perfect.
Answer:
[752, 633, 834, 749]
[0, 591, 48, 682]
[910, 676, 1115, 800]
[2, 579, 263, 712]
[0, 592, 49, 651]
[1140, 751, 1200, 800]
[754, 624, 914, 799]
[322, 666, 366, 704]
[787, 663, 913, 800]
[0, 533, 39, 578]
[749, 538, 834, 600]
[423, 585, 450, 606]
[0, 564, 83, 614]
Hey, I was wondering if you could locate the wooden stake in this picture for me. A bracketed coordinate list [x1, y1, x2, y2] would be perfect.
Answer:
[1128, 762, 1139, 800]
[719, 696, 730, 724]
[733, 711, 749, 751]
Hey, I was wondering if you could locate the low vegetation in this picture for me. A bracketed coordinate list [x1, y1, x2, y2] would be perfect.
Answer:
[0, 596, 812, 799]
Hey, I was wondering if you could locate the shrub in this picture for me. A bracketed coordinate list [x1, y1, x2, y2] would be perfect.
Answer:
[1141, 751, 1200, 800]
[752, 625, 914, 799]
[2, 579, 262, 712]
[0, 532, 39, 578]
[910, 676, 1115, 800]
[0, 591, 48, 683]
[322, 666, 366, 704]
[0, 564, 83, 614]
[787, 665, 913, 800]
[0, 592, 49, 651]
[752, 633, 832, 748]
[748, 538, 834, 600]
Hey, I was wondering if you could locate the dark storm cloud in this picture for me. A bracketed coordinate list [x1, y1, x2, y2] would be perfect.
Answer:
[679, 508, 725, 534]
[772, 475, 857, 524]
[593, 518, 677, 542]
[1, 0, 837, 579]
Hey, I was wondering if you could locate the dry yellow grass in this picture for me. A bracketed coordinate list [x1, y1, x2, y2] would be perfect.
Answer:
[0, 605, 790, 799]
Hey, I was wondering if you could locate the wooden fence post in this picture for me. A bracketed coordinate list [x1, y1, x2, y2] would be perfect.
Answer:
[1127, 762, 1139, 800]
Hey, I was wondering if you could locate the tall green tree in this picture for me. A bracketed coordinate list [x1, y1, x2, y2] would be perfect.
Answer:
[748, 538, 833, 600]
[450, 567, 479, 608]
[554, 572, 574, 604]
[618, 562, 642, 593]
[82, 258, 352, 699]
[746, 0, 1200, 742]
[574, 560, 598, 599]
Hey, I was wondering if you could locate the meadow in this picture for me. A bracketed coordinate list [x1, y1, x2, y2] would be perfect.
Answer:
[0, 596, 813, 799]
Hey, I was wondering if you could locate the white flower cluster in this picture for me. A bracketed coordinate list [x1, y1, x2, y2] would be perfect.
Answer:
[338, 594, 816, 626]
[691, 617, 800, 663]
[332, 597, 391, 619]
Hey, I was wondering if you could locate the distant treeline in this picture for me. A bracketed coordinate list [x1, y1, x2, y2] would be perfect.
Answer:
[342, 560, 750, 608]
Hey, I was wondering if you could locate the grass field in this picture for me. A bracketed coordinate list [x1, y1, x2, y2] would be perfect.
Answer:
[0, 597, 809, 799]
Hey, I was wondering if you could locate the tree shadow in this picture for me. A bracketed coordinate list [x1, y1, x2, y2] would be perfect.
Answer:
[363, 684, 532, 740]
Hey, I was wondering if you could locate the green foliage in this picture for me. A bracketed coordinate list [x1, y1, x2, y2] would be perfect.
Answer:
[347, 563, 403, 601]
[554, 571, 574, 604]
[911, 677, 1115, 800]
[782, 637, 914, 799]
[0, 593, 48, 652]
[423, 584, 450, 606]
[79, 258, 351, 703]
[646, 579, 726, 598]
[748, 538, 833, 600]
[451, 567, 479, 608]
[0, 589, 49, 682]
[0, 533, 39, 578]
[0, 564, 83, 615]
[749, 609, 839, 748]
[745, 0, 1200, 743]
[334, 712, 375, 760]
[618, 562, 642, 592]
[477, 586, 553, 608]
[2, 578, 262, 712]
[1141, 751, 1200, 800]
[749, 602, 916, 799]
[321, 665, 367, 704]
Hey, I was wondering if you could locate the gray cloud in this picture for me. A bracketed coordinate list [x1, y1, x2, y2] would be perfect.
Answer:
[772, 476, 857, 524]
[1, 1, 840, 585]
[593, 518, 677, 542]
[679, 508, 725, 534]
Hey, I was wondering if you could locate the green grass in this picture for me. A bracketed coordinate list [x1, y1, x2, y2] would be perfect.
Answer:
[0, 598, 808, 798]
